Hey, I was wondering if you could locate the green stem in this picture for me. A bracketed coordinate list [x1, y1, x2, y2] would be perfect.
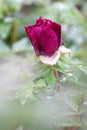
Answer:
[53, 69, 67, 108]
[53, 69, 74, 130]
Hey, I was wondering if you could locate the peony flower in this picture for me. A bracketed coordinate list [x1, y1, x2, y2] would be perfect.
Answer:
[25, 17, 71, 65]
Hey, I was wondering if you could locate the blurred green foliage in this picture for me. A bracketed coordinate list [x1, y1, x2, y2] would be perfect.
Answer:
[0, 0, 87, 130]
[0, 0, 87, 61]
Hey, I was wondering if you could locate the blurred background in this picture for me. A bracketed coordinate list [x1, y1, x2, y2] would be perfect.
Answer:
[0, 0, 87, 130]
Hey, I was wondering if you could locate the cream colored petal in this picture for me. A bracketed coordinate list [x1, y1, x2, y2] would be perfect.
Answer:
[39, 46, 71, 65]
[39, 50, 61, 65]
[59, 45, 71, 55]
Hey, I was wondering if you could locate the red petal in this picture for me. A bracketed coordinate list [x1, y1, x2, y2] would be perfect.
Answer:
[50, 22, 62, 46]
[25, 26, 39, 56]
[38, 27, 58, 56]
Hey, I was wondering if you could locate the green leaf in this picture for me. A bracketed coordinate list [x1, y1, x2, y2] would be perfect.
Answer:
[15, 81, 34, 105]
[51, 111, 77, 118]
[46, 69, 57, 87]
[54, 60, 70, 74]
[54, 64, 66, 74]
[60, 57, 67, 63]
[65, 91, 85, 112]
[51, 115, 82, 127]
[33, 64, 51, 82]
[34, 79, 46, 87]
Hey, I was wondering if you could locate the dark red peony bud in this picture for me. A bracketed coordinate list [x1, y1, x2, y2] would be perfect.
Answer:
[25, 17, 64, 57]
